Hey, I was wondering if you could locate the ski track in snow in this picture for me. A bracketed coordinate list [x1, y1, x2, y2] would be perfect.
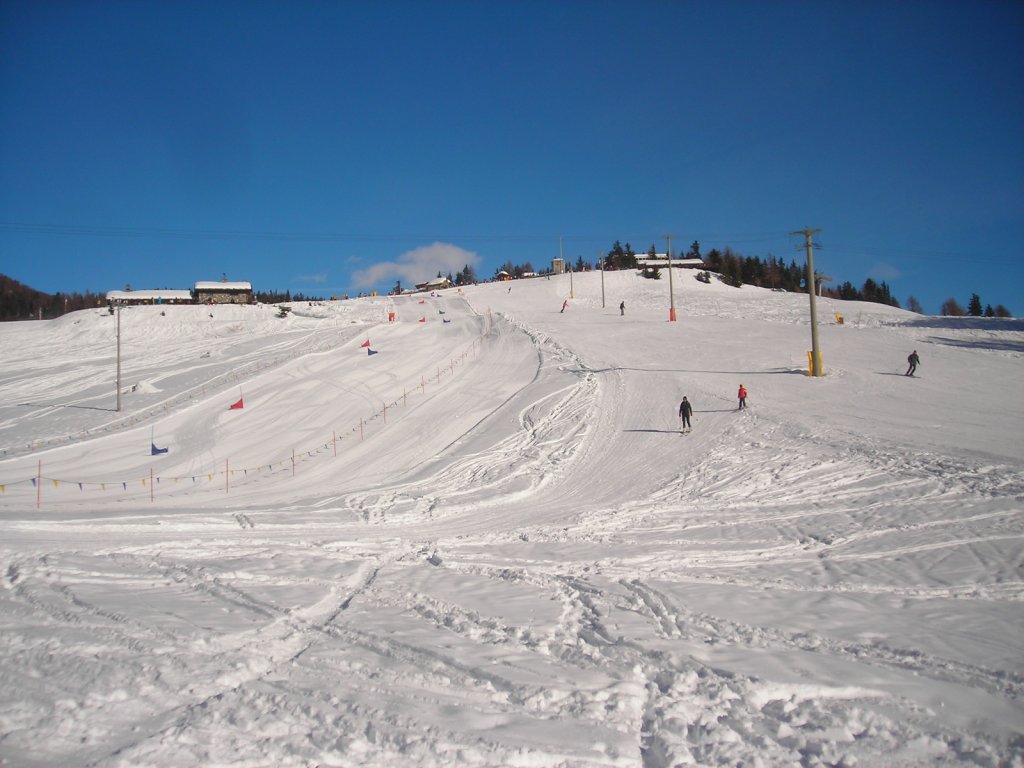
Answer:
[1, 278, 1022, 767]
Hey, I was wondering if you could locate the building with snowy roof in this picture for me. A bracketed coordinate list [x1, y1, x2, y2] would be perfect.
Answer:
[194, 281, 253, 304]
[414, 277, 452, 292]
[105, 289, 193, 305]
[634, 254, 706, 269]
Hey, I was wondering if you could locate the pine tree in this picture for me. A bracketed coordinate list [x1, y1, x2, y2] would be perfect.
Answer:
[605, 241, 626, 270]
[862, 278, 880, 303]
[623, 243, 638, 269]
[704, 248, 722, 272]
[967, 293, 983, 316]
[721, 248, 742, 288]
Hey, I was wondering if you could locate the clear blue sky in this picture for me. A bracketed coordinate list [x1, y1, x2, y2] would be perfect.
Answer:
[2, 0, 1022, 314]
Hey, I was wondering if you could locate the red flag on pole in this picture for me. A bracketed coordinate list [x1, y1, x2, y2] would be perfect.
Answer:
[229, 397, 244, 410]
[360, 339, 370, 348]
[419, 316, 426, 323]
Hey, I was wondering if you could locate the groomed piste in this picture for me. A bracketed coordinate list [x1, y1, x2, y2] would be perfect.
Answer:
[1, 270, 1022, 767]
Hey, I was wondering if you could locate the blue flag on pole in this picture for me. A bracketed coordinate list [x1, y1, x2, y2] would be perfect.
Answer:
[151, 443, 169, 455]
[367, 348, 379, 356]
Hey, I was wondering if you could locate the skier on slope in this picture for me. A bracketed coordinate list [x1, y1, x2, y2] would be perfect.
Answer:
[737, 384, 748, 410]
[906, 350, 920, 377]
[619, 301, 625, 316]
[560, 299, 569, 313]
[678, 396, 693, 432]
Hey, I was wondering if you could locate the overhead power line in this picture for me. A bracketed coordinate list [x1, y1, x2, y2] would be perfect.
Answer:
[0, 221, 795, 247]
[0, 222, 551, 244]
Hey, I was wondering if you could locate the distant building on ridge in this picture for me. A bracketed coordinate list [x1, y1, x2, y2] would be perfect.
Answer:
[194, 280, 253, 304]
[414, 277, 452, 292]
[105, 289, 193, 306]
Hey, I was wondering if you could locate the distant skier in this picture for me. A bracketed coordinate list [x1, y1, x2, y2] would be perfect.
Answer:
[737, 384, 748, 410]
[905, 350, 920, 377]
[619, 301, 625, 316]
[560, 299, 568, 313]
[678, 396, 692, 432]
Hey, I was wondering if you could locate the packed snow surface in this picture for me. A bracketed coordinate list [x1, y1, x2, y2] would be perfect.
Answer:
[1, 271, 1022, 767]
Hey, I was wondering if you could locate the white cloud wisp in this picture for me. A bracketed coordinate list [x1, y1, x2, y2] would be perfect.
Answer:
[351, 243, 480, 290]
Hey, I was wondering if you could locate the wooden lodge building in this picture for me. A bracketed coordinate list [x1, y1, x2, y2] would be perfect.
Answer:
[106, 280, 254, 306]
[194, 281, 253, 304]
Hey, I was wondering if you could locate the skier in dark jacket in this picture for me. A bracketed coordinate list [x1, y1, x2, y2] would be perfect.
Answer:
[619, 301, 625, 316]
[678, 396, 693, 431]
[906, 350, 920, 376]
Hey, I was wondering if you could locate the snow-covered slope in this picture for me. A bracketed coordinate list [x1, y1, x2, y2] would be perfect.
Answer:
[1, 272, 1021, 767]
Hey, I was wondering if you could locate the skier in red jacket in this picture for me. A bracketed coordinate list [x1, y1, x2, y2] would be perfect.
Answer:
[737, 384, 748, 410]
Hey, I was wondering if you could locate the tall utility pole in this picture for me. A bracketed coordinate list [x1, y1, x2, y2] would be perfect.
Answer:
[115, 306, 122, 411]
[599, 251, 605, 308]
[793, 227, 823, 376]
[663, 234, 677, 321]
[562, 236, 574, 299]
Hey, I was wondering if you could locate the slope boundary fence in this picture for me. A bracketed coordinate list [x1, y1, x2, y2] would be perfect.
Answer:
[1, 305, 497, 507]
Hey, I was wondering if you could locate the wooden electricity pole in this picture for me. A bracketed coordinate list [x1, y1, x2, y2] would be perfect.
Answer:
[663, 234, 676, 321]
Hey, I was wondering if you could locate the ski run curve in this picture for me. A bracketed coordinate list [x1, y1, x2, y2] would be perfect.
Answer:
[1, 271, 1022, 767]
